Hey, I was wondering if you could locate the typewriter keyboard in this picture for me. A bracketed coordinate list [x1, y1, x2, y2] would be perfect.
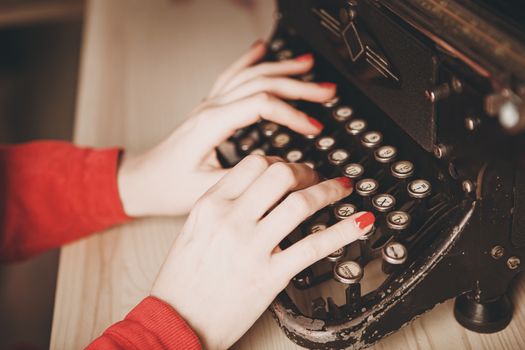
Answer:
[217, 36, 456, 321]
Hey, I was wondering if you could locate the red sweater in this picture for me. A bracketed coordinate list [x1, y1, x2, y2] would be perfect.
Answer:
[0, 141, 201, 350]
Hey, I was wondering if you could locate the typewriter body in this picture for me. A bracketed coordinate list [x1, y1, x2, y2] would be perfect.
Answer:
[217, 0, 525, 348]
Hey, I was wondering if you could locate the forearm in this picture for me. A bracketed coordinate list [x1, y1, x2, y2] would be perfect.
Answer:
[85, 297, 201, 350]
[0, 141, 130, 262]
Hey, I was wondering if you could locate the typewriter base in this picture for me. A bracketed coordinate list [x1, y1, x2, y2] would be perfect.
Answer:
[453, 294, 513, 334]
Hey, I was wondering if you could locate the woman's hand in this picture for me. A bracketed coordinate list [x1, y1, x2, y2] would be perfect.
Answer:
[117, 41, 336, 217]
[151, 156, 375, 349]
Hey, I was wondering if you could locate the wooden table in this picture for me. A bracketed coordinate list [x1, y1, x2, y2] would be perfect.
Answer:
[50, 0, 525, 349]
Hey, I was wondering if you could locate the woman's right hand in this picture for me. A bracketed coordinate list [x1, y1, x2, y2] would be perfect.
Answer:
[151, 156, 375, 350]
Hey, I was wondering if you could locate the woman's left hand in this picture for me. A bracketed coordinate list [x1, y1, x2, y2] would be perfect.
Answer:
[117, 41, 336, 217]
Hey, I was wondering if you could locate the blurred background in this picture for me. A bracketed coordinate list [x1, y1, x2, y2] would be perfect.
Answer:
[0, 0, 274, 349]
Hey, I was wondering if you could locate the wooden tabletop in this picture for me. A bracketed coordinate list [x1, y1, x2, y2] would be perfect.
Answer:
[50, 0, 525, 349]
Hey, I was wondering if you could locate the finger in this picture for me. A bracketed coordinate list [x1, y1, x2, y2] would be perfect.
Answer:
[219, 54, 314, 94]
[191, 93, 324, 157]
[214, 77, 336, 105]
[208, 40, 267, 98]
[208, 155, 283, 199]
[273, 211, 376, 278]
[257, 177, 353, 249]
[233, 162, 320, 220]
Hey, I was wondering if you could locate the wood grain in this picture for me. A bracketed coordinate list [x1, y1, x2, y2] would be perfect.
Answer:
[50, 0, 525, 349]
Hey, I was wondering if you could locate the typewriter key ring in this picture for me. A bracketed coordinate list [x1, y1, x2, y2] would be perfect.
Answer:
[334, 260, 363, 284]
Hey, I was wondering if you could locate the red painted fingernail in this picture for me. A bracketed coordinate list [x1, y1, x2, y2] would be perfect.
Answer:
[319, 82, 337, 89]
[295, 53, 313, 62]
[335, 177, 353, 189]
[355, 212, 375, 230]
[307, 117, 324, 131]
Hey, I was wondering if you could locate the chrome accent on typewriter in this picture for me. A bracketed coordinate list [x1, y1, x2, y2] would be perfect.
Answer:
[217, 0, 525, 348]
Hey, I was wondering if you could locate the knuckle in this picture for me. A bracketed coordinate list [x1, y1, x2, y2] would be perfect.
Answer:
[255, 91, 273, 105]
[287, 191, 313, 213]
[302, 240, 321, 262]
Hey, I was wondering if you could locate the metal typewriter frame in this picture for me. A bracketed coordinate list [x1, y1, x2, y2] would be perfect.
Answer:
[219, 0, 525, 348]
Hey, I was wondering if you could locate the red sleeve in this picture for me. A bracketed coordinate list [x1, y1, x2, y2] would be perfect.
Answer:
[0, 140, 131, 262]
[86, 296, 202, 350]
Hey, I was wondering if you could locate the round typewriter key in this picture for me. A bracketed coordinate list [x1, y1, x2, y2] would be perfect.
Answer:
[386, 211, 411, 231]
[309, 223, 327, 234]
[271, 132, 291, 149]
[276, 49, 293, 61]
[333, 106, 353, 122]
[326, 247, 346, 262]
[303, 160, 316, 169]
[374, 145, 397, 164]
[285, 149, 304, 163]
[238, 136, 256, 152]
[372, 194, 396, 212]
[333, 203, 357, 221]
[346, 119, 367, 136]
[250, 148, 266, 156]
[315, 136, 336, 151]
[382, 242, 407, 265]
[407, 179, 432, 199]
[300, 72, 316, 82]
[260, 122, 280, 137]
[355, 178, 379, 197]
[361, 131, 383, 149]
[270, 38, 285, 52]
[391, 160, 415, 179]
[343, 163, 365, 179]
[328, 149, 350, 166]
[322, 96, 340, 108]
[334, 261, 363, 284]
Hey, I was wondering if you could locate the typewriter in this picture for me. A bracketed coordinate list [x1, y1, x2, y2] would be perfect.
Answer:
[217, 0, 525, 348]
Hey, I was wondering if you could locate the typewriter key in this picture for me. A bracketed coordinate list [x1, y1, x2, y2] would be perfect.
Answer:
[303, 160, 316, 169]
[386, 211, 411, 231]
[328, 149, 350, 166]
[315, 136, 336, 151]
[407, 179, 432, 199]
[285, 149, 304, 163]
[334, 260, 363, 284]
[391, 160, 415, 179]
[382, 242, 407, 266]
[326, 247, 346, 262]
[343, 163, 365, 179]
[300, 72, 316, 82]
[333, 106, 353, 122]
[355, 178, 379, 197]
[322, 96, 340, 108]
[309, 223, 327, 234]
[334, 203, 357, 221]
[372, 194, 396, 213]
[276, 49, 293, 61]
[238, 136, 257, 153]
[269, 38, 285, 52]
[361, 131, 383, 149]
[374, 145, 397, 164]
[260, 122, 280, 138]
[271, 132, 291, 149]
[346, 119, 367, 136]
[250, 148, 266, 156]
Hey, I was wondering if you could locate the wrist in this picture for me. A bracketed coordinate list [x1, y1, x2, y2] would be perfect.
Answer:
[117, 151, 148, 217]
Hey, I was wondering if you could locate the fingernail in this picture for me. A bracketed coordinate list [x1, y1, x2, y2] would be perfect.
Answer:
[319, 82, 337, 89]
[335, 177, 353, 189]
[295, 53, 313, 62]
[251, 39, 264, 48]
[307, 117, 324, 131]
[355, 212, 375, 230]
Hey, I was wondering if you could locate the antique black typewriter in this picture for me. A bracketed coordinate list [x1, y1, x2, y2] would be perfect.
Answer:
[217, 0, 525, 348]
